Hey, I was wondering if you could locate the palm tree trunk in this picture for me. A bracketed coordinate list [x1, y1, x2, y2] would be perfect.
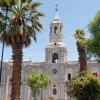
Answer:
[77, 41, 87, 72]
[11, 43, 23, 100]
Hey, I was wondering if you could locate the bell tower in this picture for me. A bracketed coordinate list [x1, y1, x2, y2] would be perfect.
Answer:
[45, 6, 67, 63]
[49, 8, 63, 43]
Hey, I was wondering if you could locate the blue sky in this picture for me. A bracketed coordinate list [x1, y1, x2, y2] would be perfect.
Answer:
[0, 0, 100, 62]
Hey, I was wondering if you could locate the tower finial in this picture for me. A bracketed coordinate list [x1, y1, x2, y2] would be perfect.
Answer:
[53, 4, 60, 20]
[55, 4, 58, 12]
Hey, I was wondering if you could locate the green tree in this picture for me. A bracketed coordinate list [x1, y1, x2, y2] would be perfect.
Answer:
[27, 72, 50, 100]
[0, 0, 44, 100]
[40, 74, 51, 100]
[74, 29, 87, 72]
[67, 70, 100, 100]
[88, 11, 100, 61]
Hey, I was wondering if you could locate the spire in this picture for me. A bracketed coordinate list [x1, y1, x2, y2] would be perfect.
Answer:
[53, 4, 60, 21]
[55, 4, 58, 13]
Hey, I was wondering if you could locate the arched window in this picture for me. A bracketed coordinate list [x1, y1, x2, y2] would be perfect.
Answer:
[54, 26, 57, 34]
[53, 88, 57, 95]
[52, 53, 58, 63]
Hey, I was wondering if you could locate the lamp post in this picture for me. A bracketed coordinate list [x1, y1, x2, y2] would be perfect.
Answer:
[0, 5, 8, 85]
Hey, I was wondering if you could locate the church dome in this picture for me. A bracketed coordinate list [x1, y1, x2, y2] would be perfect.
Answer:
[52, 12, 62, 23]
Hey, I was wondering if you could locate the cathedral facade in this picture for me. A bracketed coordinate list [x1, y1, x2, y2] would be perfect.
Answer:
[0, 11, 100, 100]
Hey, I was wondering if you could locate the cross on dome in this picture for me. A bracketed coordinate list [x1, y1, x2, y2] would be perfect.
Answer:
[53, 4, 61, 22]
[55, 4, 58, 13]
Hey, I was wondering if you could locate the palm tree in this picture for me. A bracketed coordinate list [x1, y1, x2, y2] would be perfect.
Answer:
[0, 0, 44, 100]
[74, 29, 87, 72]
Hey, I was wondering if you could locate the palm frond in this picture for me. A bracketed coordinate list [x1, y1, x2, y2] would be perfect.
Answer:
[21, 0, 27, 3]
[75, 29, 85, 40]
[29, 2, 42, 9]
[27, 0, 32, 4]
[0, 0, 15, 10]
[0, 0, 43, 46]
[36, 12, 44, 17]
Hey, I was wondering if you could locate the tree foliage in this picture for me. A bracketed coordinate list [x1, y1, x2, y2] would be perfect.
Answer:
[88, 11, 100, 61]
[27, 72, 50, 98]
[0, 0, 44, 46]
[67, 70, 100, 100]
[74, 29, 87, 48]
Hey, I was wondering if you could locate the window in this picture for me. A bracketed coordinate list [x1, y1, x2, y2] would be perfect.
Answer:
[54, 26, 57, 34]
[54, 42, 56, 45]
[68, 73, 71, 80]
[52, 69, 57, 74]
[53, 88, 57, 95]
[52, 53, 58, 63]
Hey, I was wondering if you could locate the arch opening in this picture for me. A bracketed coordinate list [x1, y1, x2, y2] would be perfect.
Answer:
[52, 53, 58, 63]
[54, 26, 57, 34]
